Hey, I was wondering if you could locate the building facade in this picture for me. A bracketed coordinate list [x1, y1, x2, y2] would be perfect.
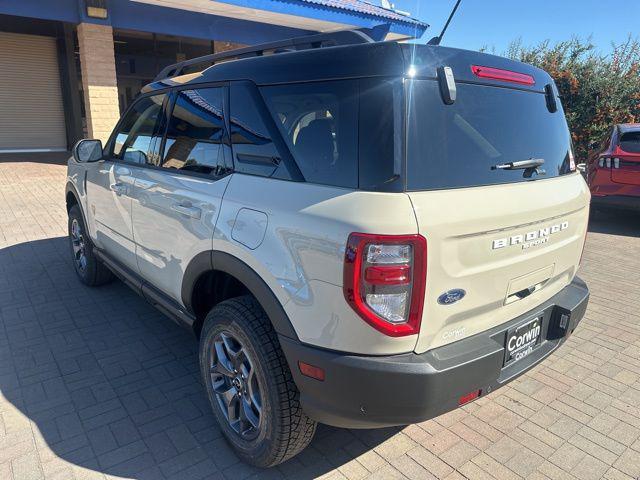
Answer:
[0, 0, 426, 152]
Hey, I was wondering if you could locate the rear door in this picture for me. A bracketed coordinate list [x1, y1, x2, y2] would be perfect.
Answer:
[611, 129, 640, 186]
[86, 94, 166, 272]
[404, 78, 590, 354]
[130, 86, 232, 302]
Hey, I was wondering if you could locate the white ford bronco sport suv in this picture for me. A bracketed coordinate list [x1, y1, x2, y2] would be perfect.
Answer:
[66, 31, 590, 467]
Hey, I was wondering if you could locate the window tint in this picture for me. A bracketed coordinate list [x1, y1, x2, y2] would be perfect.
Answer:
[620, 131, 640, 153]
[261, 81, 358, 188]
[229, 83, 290, 179]
[406, 80, 573, 190]
[161, 88, 229, 175]
[112, 94, 165, 164]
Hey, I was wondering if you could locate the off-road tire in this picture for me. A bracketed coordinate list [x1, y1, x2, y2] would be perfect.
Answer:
[68, 205, 114, 286]
[199, 295, 317, 467]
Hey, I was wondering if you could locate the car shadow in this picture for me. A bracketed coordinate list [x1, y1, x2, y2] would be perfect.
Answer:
[588, 208, 640, 238]
[0, 236, 401, 479]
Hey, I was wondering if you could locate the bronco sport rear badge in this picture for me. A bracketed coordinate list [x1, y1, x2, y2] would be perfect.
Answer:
[492, 221, 569, 250]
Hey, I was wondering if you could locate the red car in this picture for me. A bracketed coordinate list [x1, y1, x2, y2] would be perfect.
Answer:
[587, 123, 640, 211]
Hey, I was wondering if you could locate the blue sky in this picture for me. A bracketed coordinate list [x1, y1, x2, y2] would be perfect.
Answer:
[393, 0, 639, 55]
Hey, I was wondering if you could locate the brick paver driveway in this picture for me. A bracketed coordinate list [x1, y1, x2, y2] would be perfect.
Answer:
[1, 160, 639, 480]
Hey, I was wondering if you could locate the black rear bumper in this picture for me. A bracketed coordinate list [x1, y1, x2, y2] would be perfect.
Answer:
[280, 276, 589, 429]
[591, 194, 640, 212]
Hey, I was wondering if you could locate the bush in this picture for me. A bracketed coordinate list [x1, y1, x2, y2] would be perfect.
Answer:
[501, 37, 640, 162]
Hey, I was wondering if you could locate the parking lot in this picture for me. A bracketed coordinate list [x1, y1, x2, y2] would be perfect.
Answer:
[0, 159, 639, 480]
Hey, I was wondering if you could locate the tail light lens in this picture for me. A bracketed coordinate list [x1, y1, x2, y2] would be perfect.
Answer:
[568, 147, 576, 172]
[343, 233, 427, 337]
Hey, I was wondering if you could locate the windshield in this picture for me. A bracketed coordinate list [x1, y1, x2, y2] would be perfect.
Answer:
[405, 79, 573, 190]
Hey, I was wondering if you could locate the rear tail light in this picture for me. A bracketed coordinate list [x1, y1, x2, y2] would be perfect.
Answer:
[569, 147, 576, 172]
[471, 65, 535, 86]
[343, 233, 427, 337]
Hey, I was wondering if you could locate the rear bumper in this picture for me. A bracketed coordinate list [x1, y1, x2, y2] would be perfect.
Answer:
[280, 276, 589, 429]
[591, 194, 640, 211]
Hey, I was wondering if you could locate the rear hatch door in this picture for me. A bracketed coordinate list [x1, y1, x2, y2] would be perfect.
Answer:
[402, 51, 590, 354]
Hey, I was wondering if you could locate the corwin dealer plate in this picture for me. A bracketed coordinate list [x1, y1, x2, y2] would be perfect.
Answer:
[504, 317, 543, 366]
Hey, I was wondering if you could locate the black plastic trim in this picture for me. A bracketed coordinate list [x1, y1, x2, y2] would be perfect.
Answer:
[93, 248, 196, 331]
[280, 276, 589, 429]
[180, 251, 298, 340]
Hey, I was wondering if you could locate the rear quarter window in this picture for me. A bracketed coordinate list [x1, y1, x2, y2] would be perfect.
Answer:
[261, 80, 359, 188]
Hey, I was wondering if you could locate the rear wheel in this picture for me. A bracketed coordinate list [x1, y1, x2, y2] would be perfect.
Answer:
[68, 205, 113, 286]
[199, 295, 316, 467]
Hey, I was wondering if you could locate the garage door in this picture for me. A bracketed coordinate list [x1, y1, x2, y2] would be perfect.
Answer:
[0, 32, 67, 151]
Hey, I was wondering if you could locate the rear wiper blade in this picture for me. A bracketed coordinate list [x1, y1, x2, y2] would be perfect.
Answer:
[492, 158, 546, 178]
[491, 158, 545, 171]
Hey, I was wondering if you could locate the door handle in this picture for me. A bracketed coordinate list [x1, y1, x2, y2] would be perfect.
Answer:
[110, 183, 127, 196]
[171, 203, 202, 219]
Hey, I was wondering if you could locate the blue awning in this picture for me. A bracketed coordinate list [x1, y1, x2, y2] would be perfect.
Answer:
[0, 0, 429, 43]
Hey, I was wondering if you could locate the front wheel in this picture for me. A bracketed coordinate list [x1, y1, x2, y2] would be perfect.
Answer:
[68, 205, 113, 286]
[199, 295, 316, 467]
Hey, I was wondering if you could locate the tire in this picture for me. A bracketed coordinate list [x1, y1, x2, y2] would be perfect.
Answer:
[199, 295, 316, 467]
[68, 204, 114, 287]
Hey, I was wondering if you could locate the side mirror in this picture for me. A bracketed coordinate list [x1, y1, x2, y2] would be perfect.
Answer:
[73, 139, 103, 163]
[576, 163, 586, 173]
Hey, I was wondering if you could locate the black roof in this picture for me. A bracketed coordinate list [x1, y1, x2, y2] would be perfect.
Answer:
[142, 39, 552, 94]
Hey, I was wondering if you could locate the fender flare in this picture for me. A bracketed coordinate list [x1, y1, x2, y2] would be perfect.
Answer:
[65, 182, 90, 230]
[182, 250, 299, 341]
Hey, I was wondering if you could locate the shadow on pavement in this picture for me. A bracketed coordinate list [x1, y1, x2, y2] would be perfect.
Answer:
[588, 208, 640, 238]
[0, 236, 400, 479]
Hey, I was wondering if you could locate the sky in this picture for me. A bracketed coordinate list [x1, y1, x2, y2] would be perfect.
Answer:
[392, 0, 640, 55]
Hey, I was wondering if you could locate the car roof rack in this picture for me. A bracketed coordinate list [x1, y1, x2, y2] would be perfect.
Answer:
[154, 29, 375, 81]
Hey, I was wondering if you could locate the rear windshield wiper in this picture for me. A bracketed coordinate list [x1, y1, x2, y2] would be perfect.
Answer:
[491, 158, 545, 178]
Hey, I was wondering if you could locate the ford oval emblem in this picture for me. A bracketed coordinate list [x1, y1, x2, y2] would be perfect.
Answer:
[438, 289, 466, 305]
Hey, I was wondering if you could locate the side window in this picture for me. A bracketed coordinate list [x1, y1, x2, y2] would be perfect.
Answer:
[229, 83, 291, 179]
[160, 88, 229, 175]
[112, 94, 166, 164]
[261, 80, 358, 188]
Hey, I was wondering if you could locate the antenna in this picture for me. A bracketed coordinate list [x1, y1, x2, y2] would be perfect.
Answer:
[427, 0, 462, 46]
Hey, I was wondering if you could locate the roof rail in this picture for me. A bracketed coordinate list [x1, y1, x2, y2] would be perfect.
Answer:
[153, 29, 375, 81]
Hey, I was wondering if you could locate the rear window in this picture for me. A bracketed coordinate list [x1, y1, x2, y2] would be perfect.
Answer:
[406, 80, 573, 190]
[620, 131, 640, 153]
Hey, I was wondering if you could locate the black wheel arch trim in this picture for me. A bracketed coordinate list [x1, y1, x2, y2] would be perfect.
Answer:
[182, 250, 299, 341]
[65, 182, 91, 235]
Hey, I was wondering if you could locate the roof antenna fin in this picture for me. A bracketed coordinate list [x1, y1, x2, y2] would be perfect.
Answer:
[427, 0, 462, 46]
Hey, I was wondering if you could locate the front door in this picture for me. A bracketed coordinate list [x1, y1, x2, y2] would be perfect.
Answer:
[86, 94, 166, 272]
[131, 86, 232, 302]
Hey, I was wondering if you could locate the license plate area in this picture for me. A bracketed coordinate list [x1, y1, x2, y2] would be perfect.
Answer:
[503, 316, 543, 366]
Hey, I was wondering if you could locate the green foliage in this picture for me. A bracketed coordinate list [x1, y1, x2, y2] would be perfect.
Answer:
[503, 37, 640, 161]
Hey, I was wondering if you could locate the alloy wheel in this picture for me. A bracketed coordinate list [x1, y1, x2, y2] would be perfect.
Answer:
[209, 331, 262, 439]
[70, 218, 88, 273]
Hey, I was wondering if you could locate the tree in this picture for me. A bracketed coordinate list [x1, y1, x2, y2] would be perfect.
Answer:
[503, 37, 640, 162]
